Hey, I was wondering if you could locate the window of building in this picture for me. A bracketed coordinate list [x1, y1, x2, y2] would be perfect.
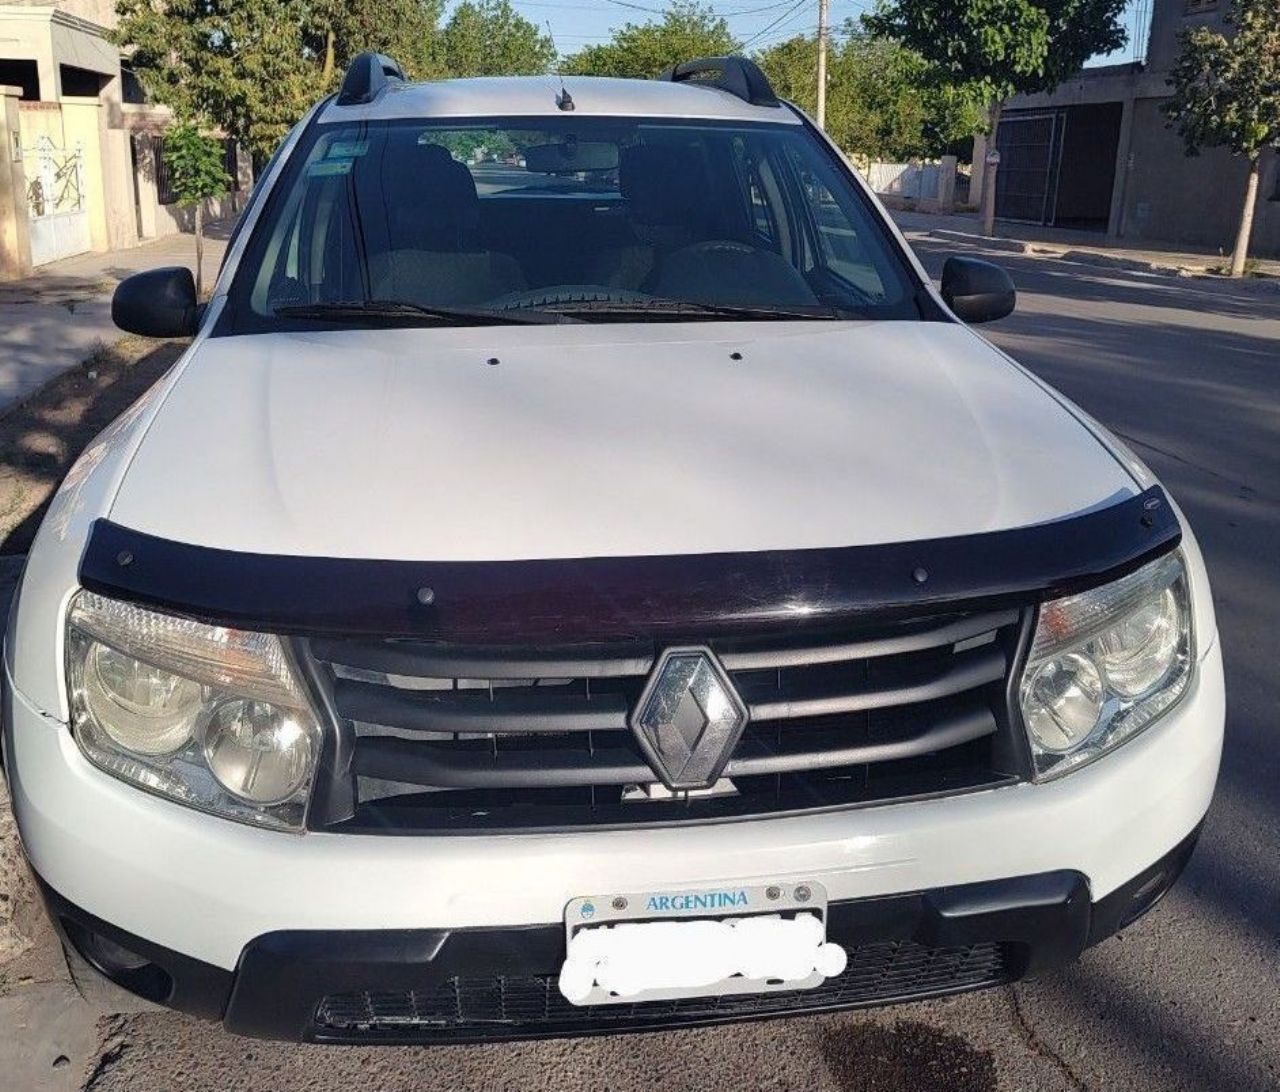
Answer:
[0, 59, 40, 101]
[59, 65, 107, 98]
[153, 137, 176, 205]
[223, 140, 241, 192]
[1184, 0, 1218, 13]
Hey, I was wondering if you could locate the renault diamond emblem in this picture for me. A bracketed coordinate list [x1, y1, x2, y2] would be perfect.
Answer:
[630, 647, 748, 790]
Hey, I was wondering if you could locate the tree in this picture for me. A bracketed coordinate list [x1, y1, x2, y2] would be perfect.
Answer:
[1162, 0, 1280, 277]
[442, 0, 556, 78]
[307, 0, 446, 86]
[163, 123, 229, 297]
[757, 27, 984, 161]
[865, 0, 1125, 104]
[114, 0, 447, 162]
[562, 2, 737, 79]
[864, 0, 1127, 227]
[114, 0, 313, 162]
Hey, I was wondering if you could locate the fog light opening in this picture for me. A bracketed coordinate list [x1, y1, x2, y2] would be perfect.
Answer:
[64, 920, 174, 1003]
[1119, 869, 1175, 930]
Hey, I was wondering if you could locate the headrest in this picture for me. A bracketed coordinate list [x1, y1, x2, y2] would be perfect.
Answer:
[619, 143, 713, 226]
[415, 143, 478, 207]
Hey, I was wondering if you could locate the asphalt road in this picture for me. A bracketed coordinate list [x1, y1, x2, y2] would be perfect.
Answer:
[20, 238, 1280, 1092]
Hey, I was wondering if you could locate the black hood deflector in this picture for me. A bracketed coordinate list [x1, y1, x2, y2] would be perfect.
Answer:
[79, 486, 1179, 641]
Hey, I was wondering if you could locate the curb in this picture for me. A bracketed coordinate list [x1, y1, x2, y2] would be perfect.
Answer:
[923, 229, 1224, 281]
[1056, 249, 1196, 278]
[927, 229, 1032, 255]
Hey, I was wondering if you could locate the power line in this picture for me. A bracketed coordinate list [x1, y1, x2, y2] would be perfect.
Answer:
[739, 0, 810, 49]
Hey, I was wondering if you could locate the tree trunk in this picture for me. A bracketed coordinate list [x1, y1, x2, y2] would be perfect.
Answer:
[980, 100, 1003, 238]
[194, 202, 204, 299]
[1229, 153, 1263, 278]
[322, 29, 336, 85]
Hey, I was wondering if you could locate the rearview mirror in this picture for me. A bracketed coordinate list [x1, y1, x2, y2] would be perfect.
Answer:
[523, 140, 619, 174]
[112, 267, 200, 338]
[941, 257, 1016, 324]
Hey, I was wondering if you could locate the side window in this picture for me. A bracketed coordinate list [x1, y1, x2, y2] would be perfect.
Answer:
[784, 149, 888, 301]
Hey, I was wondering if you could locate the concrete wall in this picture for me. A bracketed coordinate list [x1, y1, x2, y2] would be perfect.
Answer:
[1121, 98, 1280, 256]
[1001, 0, 1280, 258]
[0, 6, 60, 101]
[1145, 0, 1229, 70]
[0, 85, 33, 279]
[122, 105, 250, 243]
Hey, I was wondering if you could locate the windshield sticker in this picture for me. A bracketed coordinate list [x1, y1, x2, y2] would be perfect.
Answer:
[307, 159, 354, 177]
[326, 140, 369, 159]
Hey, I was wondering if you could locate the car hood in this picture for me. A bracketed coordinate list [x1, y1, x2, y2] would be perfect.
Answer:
[109, 321, 1135, 561]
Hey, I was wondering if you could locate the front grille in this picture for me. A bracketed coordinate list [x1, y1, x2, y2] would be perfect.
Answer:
[306, 607, 1026, 831]
[313, 940, 1010, 1039]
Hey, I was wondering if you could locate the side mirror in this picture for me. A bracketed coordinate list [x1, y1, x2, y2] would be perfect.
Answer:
[111, 267, 200, 338]
[941, 256, 1016, 324]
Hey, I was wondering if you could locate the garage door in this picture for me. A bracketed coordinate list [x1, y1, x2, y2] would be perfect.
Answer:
[994, 113, 1060, 224]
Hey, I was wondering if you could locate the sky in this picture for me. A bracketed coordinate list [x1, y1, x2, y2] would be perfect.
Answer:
[502, 0, 1151, 65]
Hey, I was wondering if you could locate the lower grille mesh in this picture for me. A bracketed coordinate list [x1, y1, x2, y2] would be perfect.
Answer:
[313, 941, 1009, 1039]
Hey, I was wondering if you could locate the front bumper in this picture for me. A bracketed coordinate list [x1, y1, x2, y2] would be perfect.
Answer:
[6, 638, 1223, 1041]
[36, 825, 1200, 1043]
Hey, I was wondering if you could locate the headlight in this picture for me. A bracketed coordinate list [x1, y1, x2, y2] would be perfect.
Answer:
[1019, 550, 1193, 779]
[66, 591, 322, 831]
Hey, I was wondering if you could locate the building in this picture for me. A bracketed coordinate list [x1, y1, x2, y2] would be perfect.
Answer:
[0, 1, 248, 279]
[994, 0, 1278, 257]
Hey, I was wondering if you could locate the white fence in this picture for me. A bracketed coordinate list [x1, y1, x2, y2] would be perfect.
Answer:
[21, 136, 91, 266]
[865, 161, 944, 200]
[865, 157, 957, 208]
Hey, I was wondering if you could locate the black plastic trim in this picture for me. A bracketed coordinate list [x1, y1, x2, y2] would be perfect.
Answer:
[227, 869, 1090, 1042]
[335, 678, 630, 735]
[350, 703, 996, 791]
[78, 487, 1179, 643]
[34, 876, 234, 1022]
[658, 56, 780, 107]
[741, 643, 1006, 720]
[1088, 820, 1203, 944]
[336, 51, 405, 106]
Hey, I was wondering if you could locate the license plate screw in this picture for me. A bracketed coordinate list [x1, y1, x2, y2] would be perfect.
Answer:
[795, 884, 812, 903]
[612, 897, 628, 911]
[766, 886, 781, 901]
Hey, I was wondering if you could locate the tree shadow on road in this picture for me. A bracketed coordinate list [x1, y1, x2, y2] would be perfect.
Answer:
[0, 340, 184, 555]
[818, 1020, 997, 1091]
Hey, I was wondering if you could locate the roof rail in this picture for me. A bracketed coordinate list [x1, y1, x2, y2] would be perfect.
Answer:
[657, 56, 779, 108]
[337, 51, 406, 106]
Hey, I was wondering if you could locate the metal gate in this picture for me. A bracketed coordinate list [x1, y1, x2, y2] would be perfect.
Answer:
[994, 113, 1062, 225]
[22, 136, 92, 265]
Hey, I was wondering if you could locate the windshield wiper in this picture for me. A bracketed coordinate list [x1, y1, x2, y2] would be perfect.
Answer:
[532, 298, 853, 322]
[274, 300, 576, 326]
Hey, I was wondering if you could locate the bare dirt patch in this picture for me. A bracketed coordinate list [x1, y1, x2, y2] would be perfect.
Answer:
[0, 337, 184, 555]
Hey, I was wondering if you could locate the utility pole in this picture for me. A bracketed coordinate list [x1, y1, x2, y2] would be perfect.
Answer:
[816, 0, 829, 130]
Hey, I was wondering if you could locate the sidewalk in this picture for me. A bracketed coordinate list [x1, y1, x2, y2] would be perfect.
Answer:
[890, 208, 1280, 281]
[0, 223, 233, 417]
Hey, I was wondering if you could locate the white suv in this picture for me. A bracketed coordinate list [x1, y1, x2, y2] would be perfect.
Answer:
[2, 55, 1223, 1042]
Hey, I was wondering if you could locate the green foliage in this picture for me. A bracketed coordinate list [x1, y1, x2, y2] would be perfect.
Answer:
[307, 0, 447, 84]
[113, 0, 448, 160]
[163, 123, 230, 207]
[756, 26, 985, 160]
[863, 0, 1128, 102]
[1162, 0, 1280, 160]
[442, 0, 556, 77]
[114, 0, 310, 161]
[561, 2, 738, 79]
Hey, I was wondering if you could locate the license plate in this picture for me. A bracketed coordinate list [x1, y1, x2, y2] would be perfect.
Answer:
[559, 881, 846, 1006]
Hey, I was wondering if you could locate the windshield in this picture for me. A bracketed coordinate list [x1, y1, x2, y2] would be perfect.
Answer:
[227, 116, 921, 330]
